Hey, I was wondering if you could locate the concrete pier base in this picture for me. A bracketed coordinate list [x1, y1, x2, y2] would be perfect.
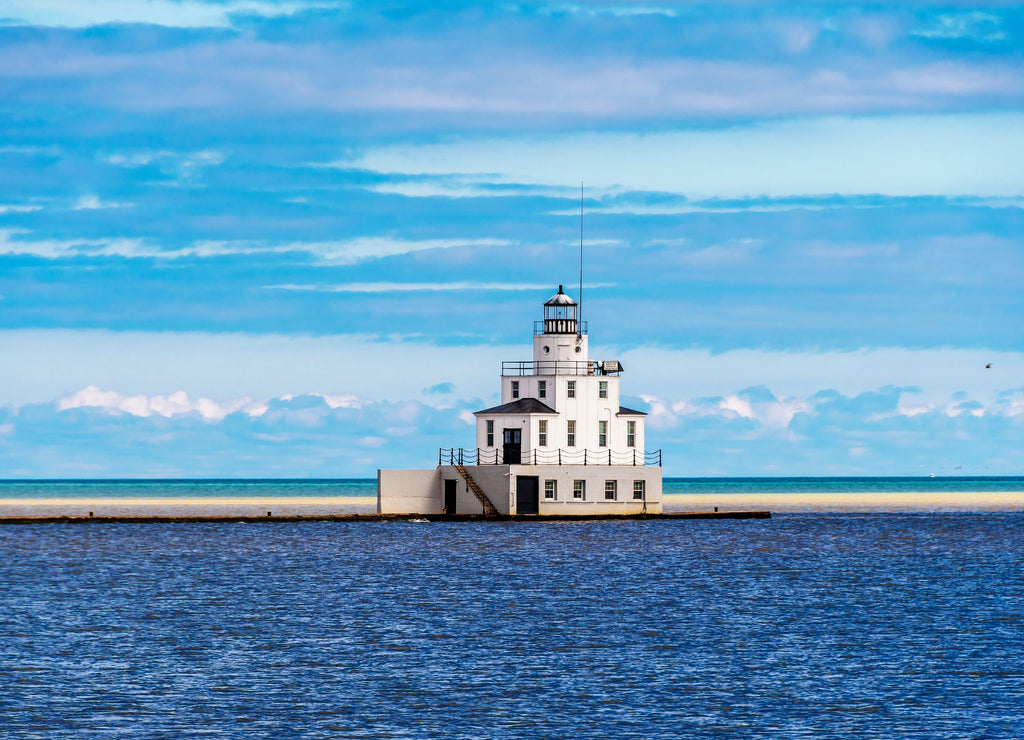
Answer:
[0, 511, 771, 524]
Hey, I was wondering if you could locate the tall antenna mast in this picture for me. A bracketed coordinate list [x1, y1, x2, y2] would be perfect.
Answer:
[578, 181, 583, 337]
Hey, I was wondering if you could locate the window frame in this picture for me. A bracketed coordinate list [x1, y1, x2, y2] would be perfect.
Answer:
[511, 380, 519, 399]
[605, 480, 617, 500]
[573, 480, 585, 500]
[545, 480, 557, 500]
[486, 419, 494, 447]
[567, 380, 576, 398]
[598, 420, 607, 447]
[538, 380, 546, 399]
[567, 420, 576, 447]
[626, 420, 636, 448]
[633, 480, 645, 500]
[538, 419, 548, 447]
[599, 381, 608, 399]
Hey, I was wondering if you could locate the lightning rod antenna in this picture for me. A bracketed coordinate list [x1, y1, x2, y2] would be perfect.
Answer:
[578, 181, 583, 337]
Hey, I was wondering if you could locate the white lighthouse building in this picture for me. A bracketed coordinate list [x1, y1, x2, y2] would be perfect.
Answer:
[377, 286, 663, 516]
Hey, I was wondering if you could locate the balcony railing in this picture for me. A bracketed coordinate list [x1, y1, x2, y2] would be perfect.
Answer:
[534, 320, 588, 336]
[502, 360, 597, 376]
[439, 447, 662, 466]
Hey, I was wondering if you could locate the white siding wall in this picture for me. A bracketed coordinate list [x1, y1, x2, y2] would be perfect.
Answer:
[475, 321, 647, 464]
[481, 374, 647, 462]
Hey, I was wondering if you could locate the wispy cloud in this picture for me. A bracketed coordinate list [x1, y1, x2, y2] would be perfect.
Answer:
[345, 114, 1024, 198]
[0, 0, 335, 29]
[0, 230, 509, 264]
[912, 12, 1006, 42]
[2, 9, 1021, 123]
[0, 204, 43, 213]
[71, 194, 133, 211]
[266, 281, 611, 293]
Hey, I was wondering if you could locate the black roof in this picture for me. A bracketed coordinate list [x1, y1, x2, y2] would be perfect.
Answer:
[544, 285, 577, 307]
[617, 406, 647, 416]
[474, 398, 558, 415]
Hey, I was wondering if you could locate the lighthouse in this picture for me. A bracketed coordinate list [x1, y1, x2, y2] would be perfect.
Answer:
[377, 286, 663, 516]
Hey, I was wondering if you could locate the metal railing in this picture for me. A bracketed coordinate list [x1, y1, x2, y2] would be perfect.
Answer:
[439, 448, 662, 466]
[534, 320, 588, 336]
[501, 360, 597, 376]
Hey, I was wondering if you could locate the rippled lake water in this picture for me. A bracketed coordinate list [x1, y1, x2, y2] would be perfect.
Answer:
[2, 514, 1022, 738]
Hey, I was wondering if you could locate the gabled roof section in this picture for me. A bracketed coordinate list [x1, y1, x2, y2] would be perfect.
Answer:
[616, 406, 648, 416]
[474, 398, 558, 416]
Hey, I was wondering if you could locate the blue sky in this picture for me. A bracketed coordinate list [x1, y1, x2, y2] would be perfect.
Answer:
[0, 1, 1021, 477]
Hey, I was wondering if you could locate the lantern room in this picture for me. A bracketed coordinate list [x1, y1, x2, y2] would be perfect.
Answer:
[542, 285, 578, 335]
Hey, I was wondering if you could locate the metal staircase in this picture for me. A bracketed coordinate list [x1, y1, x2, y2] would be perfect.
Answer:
[453, 465, 500, 516]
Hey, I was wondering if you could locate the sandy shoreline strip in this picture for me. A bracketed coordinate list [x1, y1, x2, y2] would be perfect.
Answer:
[0, 496, 378, 518]
[664, 492, 1024, 513]
[0, 492, 1022, 518]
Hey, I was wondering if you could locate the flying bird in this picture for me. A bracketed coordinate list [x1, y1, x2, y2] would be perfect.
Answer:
[985, 363, 992, 369]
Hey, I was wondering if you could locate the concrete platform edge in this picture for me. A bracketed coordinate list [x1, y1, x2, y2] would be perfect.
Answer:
[0, 511, 770, 524]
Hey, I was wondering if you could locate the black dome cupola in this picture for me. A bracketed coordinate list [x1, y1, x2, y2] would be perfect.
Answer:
[542, 285, 578, 335]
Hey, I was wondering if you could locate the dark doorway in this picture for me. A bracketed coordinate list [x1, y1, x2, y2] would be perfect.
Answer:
[517, 476, 539, 515]
[444, 479, 457, 514]
[503, 428, 522, 464]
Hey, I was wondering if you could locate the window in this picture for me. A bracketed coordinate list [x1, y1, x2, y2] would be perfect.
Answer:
[599, 381, 608, 399]
[545, 480, 557, 500]
[573, 480, 585, 500]
[538, 380, 547, 399]
[567, 420, 576, 447]
[633, 480, 645, 500]
[486, 420, 494, 447]
[627, 420, 636, 448]
[605, 480, 617, 500]
[598, 421, 607, 447]
[539, 420, 548, 447]
[511, 380, 519, 399]
[567, 380, 576, 398]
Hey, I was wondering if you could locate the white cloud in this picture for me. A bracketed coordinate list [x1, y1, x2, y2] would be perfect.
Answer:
[55, 386, 372, 420]
[664, 392, 809, 431]
[106, 149, 226, 181]
[0, 204, 42, 214]
[0, 229, 505, 264]
[57, 386, 267, 421]
[621, 346, 1024, 410]
[345, 114, 1024, 199]
[361, 179, 572, 200]
[5, 330, 1024, 424]
[912, 12, 1006, 42]
[0, 229, 150, 259]
[541, 4, 679, 19]
[319, 393, 364, 409]
[266, 281, 612, 293]
[312, 237, 508, 265]
[0, 0, 335, 29]
[71, 194, 133, 211]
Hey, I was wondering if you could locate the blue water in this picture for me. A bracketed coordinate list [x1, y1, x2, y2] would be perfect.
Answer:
[2, 514, 1022, 738]
[1, 477, 1022, 499]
